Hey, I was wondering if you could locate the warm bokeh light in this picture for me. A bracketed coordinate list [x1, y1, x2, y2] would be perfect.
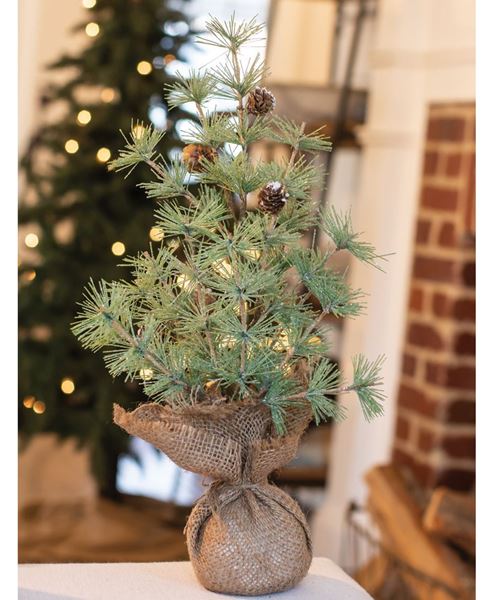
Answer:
[111, 241, 126, 256]
[33, 400, 46, 414]
[61, 377, 76, 394]
[85, 22, 100, 37]
[164, 54, 176, 64]
[100, 87, 116, 103]
[23, 396, 35, 409]
[137, 60, 152, 75]
[132, 124, 146, 139]
[176, 273, 194, 291]
[24, 270, 37, 282]
[82, 0, 97, 8]
[65, 139, 79, 154]
[77, 109, 92, 125]
[139, 368, 154, 381]
[96, 147, 111, 162]
[149, 227, 164, 242]
[24, 233, 39, 248]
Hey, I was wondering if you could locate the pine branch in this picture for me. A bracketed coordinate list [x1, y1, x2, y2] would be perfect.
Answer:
[108, 122, 165, 177]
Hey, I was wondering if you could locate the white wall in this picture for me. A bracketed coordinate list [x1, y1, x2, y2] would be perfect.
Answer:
[312, 0, 475, 560]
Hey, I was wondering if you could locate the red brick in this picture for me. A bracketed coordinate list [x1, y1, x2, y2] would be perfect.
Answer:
[442, 434, 475, 459]
[424, 151, 439, 175]
[413, 256, 455, 282]
[408, 322, 443, 350]
[446, 366, 475, 390]
[462, 262, 475, 288]
[454, 332, 475, 355]
[445, 400, 475, 424]
[421, 186, 459, 211]
[453, 298, 475, 322]
[464, 153, 475, 235]
[427, 117, 466, 142]
[415, 219, 431, 244]
[418, 428, 438, 452]
[426, 362, 447, 386]
[392, 447, 415, 469]
[409, 287, 424, 311]
[438, 222, 456, 247]
[396, 415, 411, 441]
[402, 353, 417, 376]
[445, 153, 462, 177]
[398, 383, 438, 417]
[436, 468, 475, 492]
[432, 293, 451, 318]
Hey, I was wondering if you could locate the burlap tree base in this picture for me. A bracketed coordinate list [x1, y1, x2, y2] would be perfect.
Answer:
[114, 402, 313, 596]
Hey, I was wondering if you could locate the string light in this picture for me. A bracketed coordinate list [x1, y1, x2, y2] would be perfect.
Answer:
[82, 0, 96, 7]
[85, 22, 100, 37]
[77, 109, 92, 125]
[33, 400, 46, 414]
[176, 273, 194, 291]
[65, 139, 79, 154]
[149, 227, 164, 242]
[111, 241, 125, 256]
[132, 124, 146, 139]
[96, 147, 111, 162]
[23, 396, 35, 409]
[60, 378, 75, 394]
[21, 269, 37, 283]
[24, 233, 39, 248]
[139, 368, 154, 381]
[101, 87, 116, 103]
[137, 61, 152, 75]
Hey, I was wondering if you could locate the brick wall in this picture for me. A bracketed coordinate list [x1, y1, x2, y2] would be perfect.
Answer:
[393, 103, 475, 492]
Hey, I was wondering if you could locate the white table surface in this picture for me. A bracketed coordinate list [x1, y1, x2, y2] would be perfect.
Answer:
[19, 557, 373, 599]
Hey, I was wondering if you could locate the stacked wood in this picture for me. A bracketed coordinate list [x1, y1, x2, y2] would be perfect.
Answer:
[423, 487, 475, 556]
[364, 465, 474, 600]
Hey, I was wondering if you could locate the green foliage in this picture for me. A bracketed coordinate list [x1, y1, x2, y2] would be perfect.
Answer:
[18, 0, 197, 496]
[72, 15, 386, 436]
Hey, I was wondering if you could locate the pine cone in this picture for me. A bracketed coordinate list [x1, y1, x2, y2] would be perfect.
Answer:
[246, 87, 276, 116]
[182, 144, 218, 172]
[258, 181, 289, 215]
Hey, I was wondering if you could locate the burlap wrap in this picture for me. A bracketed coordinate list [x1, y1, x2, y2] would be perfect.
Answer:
[113, 401, 313, 596]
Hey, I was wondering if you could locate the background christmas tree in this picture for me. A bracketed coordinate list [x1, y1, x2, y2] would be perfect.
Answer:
[19, 0, 196, 497]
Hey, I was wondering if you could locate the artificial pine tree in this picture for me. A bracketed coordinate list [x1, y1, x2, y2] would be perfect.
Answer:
[18, 0, 197, 497]
[72, 16, 386, 593]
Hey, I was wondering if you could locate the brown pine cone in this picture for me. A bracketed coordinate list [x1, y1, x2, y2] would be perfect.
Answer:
[246, 87, 276, 115]
[258, 181, 289, 215]
[182, 144, 218, 172]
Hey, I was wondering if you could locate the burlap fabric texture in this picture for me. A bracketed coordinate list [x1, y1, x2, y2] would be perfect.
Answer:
[113, 401, 313, 596]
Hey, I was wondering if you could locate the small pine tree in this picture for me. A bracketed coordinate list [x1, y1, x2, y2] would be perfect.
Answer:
[19, 0, 197, 497]
[72, 16, 386, 452]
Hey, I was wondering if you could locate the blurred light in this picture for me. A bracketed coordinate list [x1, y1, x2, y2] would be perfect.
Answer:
[137, 61, 152, 75]
[77, 109, 92, 125]
[212, 259, 233, 279]
[164, 54, 176, 64]
[101, 87, 116, 103]
[61, 378, 75, 394]
[163, 21, 189, 37]
[65, 139, 79, 154]
[85, 22, 100, 37]
[244, 249, 261, 260]
[149, 227, 164, 242]
[132, 124, 146, 139]
[139, 368, 154, 381]
[149, 104, 167, 129]
[112, 241, 125, 256]
[176, 273, 193, 291]
[24, 233, 39, 248]
[33, 400, 46, 414]
[160, 37, 174, 51]
[96, 147, 111, 162]
[219, 335, 236, 349]
[82, 0, 96, 7]
[308, 336, 322, 345]
[23, 396, 35, 409]
[21, 269, 37, 282]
